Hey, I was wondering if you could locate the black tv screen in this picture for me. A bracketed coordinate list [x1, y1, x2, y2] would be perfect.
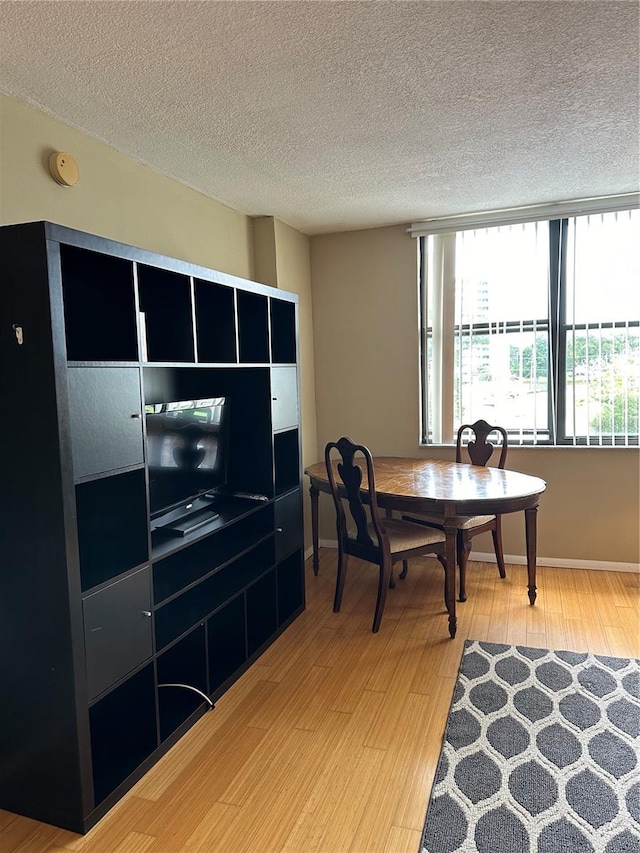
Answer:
[145, 397, 230, 518]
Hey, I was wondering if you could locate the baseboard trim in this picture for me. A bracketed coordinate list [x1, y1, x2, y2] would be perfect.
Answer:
[309, 540, 639, 574]
[470, 551, 640, 574]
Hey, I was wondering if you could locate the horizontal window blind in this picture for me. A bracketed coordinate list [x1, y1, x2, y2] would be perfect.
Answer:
[563, 210, 639, 445]
[419, 200, 639, 446]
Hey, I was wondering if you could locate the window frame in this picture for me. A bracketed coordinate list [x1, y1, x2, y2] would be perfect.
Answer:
[419, 211, 639, 447]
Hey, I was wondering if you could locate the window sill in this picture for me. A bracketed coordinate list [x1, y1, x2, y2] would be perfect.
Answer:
[420, 443, 639, 451]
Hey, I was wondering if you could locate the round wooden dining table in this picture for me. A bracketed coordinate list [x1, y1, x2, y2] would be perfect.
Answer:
[304, 457, 547, 638]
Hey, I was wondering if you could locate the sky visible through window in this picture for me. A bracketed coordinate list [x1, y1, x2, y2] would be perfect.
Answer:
[569, 211, 639, 324]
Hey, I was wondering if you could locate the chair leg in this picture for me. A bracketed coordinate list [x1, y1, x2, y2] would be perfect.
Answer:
[437, 554, 447, 604]
[333, 547, 348, 613]
[372, 553, 392, 633]
[400, 560, 408, 579]
[457, 533, 470, 603]
[389, 568, 396, 589]
[493, 517, 507, 579]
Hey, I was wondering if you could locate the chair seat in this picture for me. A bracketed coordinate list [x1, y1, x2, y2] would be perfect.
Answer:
[367, 519, 446, 553]
[404, 513, 496, 531]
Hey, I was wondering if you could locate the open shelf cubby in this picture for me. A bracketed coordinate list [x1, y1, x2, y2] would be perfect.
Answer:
[60, 244, 138, 361]
[138, 265, 195, 363]
[76, 469, 149, 592]
[278, 549, 305, 625]
[207, 594, 247, 695]
[246, 569, 278, 656]
[194, 279, 237, 363]
[270, 298, 297, 364]
[157, 625, 208, 742]
[89, 664, 157, 807]
[274, 428, 301, 496]
[237, 290, 269, 363]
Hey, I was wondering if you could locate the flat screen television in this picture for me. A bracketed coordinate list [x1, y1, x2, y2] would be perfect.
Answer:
[145, 397, 230, 534]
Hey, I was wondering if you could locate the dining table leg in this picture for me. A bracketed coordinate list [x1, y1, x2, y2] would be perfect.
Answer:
[525, 504, 538, 604]
[443, 516, 458, 638]
[309, 484, 320, 575]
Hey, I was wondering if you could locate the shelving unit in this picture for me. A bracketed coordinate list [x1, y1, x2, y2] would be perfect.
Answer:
[0, 221, 304, 833]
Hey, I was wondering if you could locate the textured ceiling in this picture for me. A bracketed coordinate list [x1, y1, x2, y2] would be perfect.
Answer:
[0, 1, 638, 235]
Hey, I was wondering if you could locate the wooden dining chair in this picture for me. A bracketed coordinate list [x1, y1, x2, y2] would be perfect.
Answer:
[403, 419, 508, 602]
[325, 437, 447, 633]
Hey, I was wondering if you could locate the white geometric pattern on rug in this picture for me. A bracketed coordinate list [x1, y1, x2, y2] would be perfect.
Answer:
[420, 640, 640, 853]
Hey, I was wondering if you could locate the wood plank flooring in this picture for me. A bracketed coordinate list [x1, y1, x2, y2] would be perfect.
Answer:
[2, 552, 638, 853]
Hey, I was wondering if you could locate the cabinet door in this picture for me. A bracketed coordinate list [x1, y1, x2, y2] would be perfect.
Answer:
[69, 367, 143, 478]
[83, 566, 153, 701]
[271, 367, 298, 432]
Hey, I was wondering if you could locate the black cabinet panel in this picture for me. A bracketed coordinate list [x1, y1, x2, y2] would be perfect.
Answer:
[69, 367, 143, 479]
[83, 567, 153, 701]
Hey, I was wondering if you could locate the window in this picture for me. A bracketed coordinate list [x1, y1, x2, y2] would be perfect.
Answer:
[419, 207, 639, 445]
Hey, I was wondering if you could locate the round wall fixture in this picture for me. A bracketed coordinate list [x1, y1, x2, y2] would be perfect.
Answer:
[49, 152, 80, 187]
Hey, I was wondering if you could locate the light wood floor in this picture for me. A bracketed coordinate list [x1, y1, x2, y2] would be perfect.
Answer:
[2, 552, 638, 853]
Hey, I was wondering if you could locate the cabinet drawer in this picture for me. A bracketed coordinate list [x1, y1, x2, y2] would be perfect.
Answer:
[83, 567, 153, 701]
[154, 538, 275, 651]
[274, 489, 302, 562]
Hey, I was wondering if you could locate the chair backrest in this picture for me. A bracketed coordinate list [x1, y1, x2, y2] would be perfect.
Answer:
[324, 437, 387, 557]
[456, 419, 508, 468]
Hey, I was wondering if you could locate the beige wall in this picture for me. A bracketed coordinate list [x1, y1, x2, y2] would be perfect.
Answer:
[310, 225, 640, 566]
[0, 94, 254, 277]
[0, 95, 319, 544]
[4, 94, 637, 566]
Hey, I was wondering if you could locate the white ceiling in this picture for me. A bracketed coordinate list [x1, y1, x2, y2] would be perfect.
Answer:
[0, 1, 638, 235]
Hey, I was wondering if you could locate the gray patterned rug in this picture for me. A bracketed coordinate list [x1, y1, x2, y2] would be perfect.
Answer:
[420, 640, 640, 853]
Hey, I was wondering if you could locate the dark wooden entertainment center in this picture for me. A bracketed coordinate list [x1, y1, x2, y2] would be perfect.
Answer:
[0, 222, 304, 833]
